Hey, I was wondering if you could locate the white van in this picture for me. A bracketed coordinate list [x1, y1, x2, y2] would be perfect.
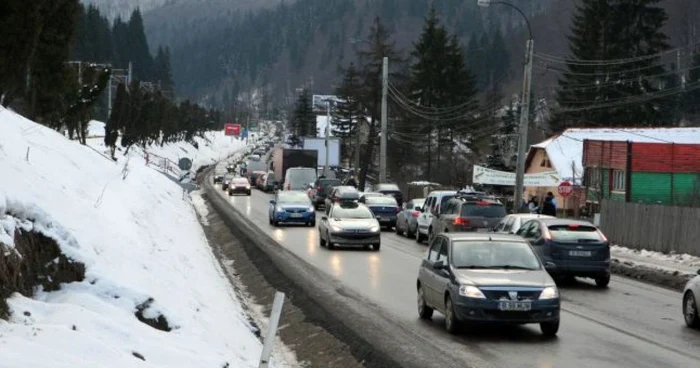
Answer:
[284, 167, 317, 191]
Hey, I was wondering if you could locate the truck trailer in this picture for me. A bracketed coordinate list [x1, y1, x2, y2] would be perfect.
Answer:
[271, 148, 318, 185]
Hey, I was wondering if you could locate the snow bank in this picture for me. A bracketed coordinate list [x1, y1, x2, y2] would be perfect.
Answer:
[0, 106, 274, 367]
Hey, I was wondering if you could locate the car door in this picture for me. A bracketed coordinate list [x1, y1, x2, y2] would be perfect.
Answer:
[432, 236, 451, 309]
[418, 196, 434, 234]
[423, 237, 444, 306]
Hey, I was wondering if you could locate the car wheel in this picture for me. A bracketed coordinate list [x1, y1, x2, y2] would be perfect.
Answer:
[415, 229, 425, 243]
[319, 232, 326, 247]
[373, 243, 381, 251]
[268, 217, 273, 225]
[326, 232, 335, 250]
[684, 291, 700, 328]
[417, 285, 433, 320]
[540, 319, 560, 337]
[395, 223, 402, 235]
[247, 191, 251, 196]
[444, 296, 460, 334]
[595, 274, 610, 288]
[272, 219, 278, 227]
[407, 225, 415, 238]
[309, 220, 316, 227]
[428, 227, 434, 243]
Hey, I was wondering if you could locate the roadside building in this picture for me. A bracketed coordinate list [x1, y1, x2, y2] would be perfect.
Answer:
[524, 127, 700, 213]
[583, 140, 700, 206]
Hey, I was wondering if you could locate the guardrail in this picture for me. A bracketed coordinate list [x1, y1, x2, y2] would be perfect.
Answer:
[144, 151, 182, 178]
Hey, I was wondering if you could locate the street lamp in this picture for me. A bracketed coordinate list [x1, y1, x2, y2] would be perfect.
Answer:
[478, 0, 534, 212]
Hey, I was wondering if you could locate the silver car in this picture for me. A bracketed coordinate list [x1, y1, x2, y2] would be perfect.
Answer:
[493, 214, 555, 234]
[683, 270, 700, 328]
[396, 198, 425, 238]
[318, 202, 381, 251]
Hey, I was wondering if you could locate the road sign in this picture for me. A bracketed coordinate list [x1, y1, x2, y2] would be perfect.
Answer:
[557, 181, 573, 197]
[224, 123, 241, 136]
[178, 157, 192, 171]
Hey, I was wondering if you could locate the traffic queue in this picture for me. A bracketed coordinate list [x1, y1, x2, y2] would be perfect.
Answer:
[217, 136, 700, 341]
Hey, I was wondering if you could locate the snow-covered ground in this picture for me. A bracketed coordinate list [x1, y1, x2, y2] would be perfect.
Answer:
[0, 107, 288, 367]
[612, 245, 700, 276]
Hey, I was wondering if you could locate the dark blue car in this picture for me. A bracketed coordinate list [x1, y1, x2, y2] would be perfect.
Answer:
[361, 195, 399, 230]
[516, 218, 611, 288]
[416, 233, 560, 336]
[269, 191, 316, 227]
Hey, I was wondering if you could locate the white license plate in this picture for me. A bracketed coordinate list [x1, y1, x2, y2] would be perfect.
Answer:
[498, 301, 531, 311]
[569, 250, 592, 257]
[290, 213, 303, 218]
[476, 228, 489, 233]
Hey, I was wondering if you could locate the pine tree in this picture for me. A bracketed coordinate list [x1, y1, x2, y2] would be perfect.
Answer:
[154, 46, 175, 98]
[288, 88, 315, 147]
[126, 9, 155, 80]
[332, 63, 364, 165]
[554, 0, 669, 131]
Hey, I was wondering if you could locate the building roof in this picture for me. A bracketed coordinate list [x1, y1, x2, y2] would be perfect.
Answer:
[528, 127, 700, 183]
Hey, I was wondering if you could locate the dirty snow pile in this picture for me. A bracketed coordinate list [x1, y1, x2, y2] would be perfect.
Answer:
[612, 245, 700, 275]
[0, 106, 273, 367]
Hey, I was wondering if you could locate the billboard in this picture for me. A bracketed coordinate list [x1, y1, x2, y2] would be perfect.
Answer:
[224, 123, 241, 136]
[303, 137, 340, 167]
[472, 165, 561, 187]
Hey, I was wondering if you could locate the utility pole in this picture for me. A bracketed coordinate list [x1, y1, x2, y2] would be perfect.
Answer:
[514, 39, 534, 212]
[379, 56, 388, 183]
[325, 100, 331, 176]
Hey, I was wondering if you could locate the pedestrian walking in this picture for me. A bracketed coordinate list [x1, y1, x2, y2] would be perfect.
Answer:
[541, 192, 557, 216]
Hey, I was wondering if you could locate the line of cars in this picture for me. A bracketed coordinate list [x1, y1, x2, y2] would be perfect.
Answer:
[401, 189, 618, 337]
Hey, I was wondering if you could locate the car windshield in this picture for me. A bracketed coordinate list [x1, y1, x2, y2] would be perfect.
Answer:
[232, 178, 249, 185]
[287, 169, 317, 189]
[461, 203, 506, 218]
[278, 192, 310, 204]
[452, 241, 541, 270]
[332, 205, 374, 219]
[548, 224, 604, 242]
[365, 197, 398, 206]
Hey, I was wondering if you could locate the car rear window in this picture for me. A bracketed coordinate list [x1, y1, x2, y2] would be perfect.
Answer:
[365, 197, 398, 206]
[332, 205, 373, 219]
[439, 195, 455, 209]
[461, 203, 505, 218]
[376, 184, 400, 191]
[548, 225, 604, 242]
[233, 178, 249, 184]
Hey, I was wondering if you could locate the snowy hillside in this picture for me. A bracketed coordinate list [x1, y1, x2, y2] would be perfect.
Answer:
[0, 106, 276, 367]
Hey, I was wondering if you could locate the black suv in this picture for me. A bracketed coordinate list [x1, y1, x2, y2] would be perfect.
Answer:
[311, 178, 342, 210]
[430, 194, 506, 241]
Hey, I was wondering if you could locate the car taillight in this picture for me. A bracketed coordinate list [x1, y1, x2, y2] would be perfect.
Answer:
[544, 228, 553, 241]
[454, 217, 469, 226]
[317, 186, 322, 191]
[598, 230, 608, 242]
[411, 211, 420, 217]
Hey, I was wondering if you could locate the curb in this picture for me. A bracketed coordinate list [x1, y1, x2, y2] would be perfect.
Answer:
[611, 258, 694, 292]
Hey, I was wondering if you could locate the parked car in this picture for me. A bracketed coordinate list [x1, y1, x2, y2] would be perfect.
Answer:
[363, 195, 400, 230]
[415, 190, 458, 243]
[318, 202, 381, 251]
[213, 174, 224, 184]
[268, 191, 315, 227]
[396, 198, 425, 238]
[493, 214, 555, 235]
[683, 269, 700, 329]
[431, 197, 506, 241]
[416, 233, 560, 336]
[228, 177, 252, 196]
[373, 183, 404, 207]
[310, 178, 342, 210]
[516, 219, 611, 287]
[324, 186, 361, 213]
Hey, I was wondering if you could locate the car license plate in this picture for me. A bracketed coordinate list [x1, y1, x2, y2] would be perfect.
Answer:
[498, 301, 531, 311]
[290, 213, 303, 218]
[569, 250, 591, 257]
[476, 228, 489, 233]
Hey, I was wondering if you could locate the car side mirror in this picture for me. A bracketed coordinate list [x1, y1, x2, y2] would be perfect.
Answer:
[321, 215, 328, 221]
[544, 261, 556, 271]
[432, 260, 446, 270]
[269, 200, 275, 205]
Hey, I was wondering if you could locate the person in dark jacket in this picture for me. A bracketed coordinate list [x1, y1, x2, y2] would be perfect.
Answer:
[345, 175, 358, 188]
[541, 192, 557, 216]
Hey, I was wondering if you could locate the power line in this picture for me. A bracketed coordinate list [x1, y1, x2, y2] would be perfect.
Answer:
[534, 40, 700, 66]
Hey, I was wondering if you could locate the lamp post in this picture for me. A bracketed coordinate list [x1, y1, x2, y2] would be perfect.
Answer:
[478, 0, 534, 212]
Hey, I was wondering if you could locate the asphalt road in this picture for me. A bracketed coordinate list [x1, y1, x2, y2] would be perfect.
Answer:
[220, 187, 700, 368]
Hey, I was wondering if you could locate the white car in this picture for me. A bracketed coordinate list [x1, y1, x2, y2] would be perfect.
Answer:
[493, 214, 556, 234]
[683, 270, 700, 328]
[415, 190, 457, 243]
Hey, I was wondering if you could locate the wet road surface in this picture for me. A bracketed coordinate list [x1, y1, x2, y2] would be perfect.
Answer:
[220, 188, 700, 368]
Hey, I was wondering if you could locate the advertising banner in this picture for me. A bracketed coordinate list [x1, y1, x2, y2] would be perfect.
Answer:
[472, 165, 561, 187]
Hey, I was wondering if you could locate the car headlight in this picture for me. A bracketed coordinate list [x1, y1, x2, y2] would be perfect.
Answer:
[458, 285, 486, 299]
[330, 224, 342, 232]
[369, 225, 380, 232]
[538, 287, 559, 300]
[308, 206, 315, 212]
[276, 206, 284, 212]
[245, 185, 251, 189]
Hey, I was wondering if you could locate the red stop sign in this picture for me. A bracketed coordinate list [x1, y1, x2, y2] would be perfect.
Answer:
[558, 181, 573, 197]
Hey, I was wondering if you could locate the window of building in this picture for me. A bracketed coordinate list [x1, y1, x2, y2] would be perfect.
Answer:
[540, 158, 551, 168]
[587, 168, 602, 187]
[612, 170, 626, 191]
